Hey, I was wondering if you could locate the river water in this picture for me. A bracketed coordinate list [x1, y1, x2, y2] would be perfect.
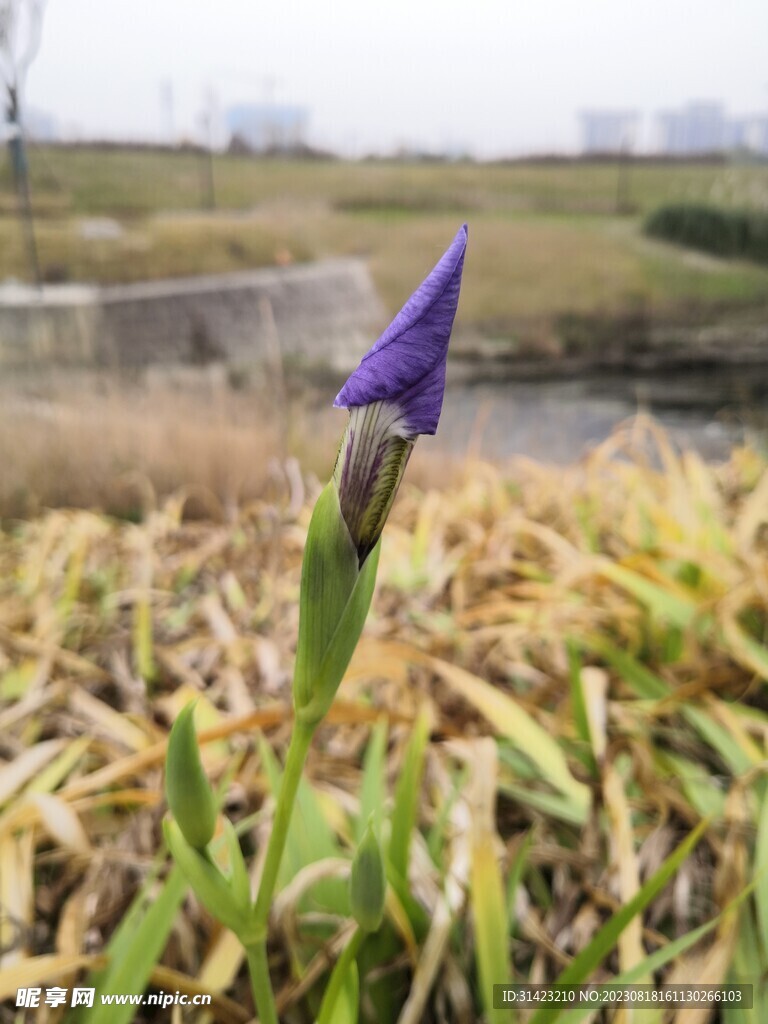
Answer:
[432, 365, 768, 463]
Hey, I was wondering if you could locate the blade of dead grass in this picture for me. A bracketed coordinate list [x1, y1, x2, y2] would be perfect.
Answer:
[197, 929, 248, 1024]
[666, 788, 748, 1024]
[0, 828, 34, 967]
[471, 834, 512, 1024]
[0, 954, 106, 1000]
[24, 735, 92, 796]
[567, 641, 595, 775]
[148, 964, 251, 1024]
[465, 740, 512, 1024]
[396, 895, 454, 1024]
[69, 689, 151, 751]
[602, 765, 655, 991]
[28, 793, 90, 853]
[0, 739, 65, 806]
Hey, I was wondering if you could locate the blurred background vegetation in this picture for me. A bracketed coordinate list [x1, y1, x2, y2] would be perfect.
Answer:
[1, 143, 768, 1024]
[3, 147, 768, 320]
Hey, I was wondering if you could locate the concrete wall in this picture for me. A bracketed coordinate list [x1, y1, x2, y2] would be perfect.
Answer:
[0, 260, 385, 372]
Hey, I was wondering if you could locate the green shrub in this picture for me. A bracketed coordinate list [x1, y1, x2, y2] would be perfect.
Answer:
[644, 202, 768, 265]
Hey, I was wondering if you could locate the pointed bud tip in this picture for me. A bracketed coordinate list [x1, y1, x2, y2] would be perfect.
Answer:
[333, 223, 468, 436]
[165, 701, 217, 850]
[350, 819, 386, 933]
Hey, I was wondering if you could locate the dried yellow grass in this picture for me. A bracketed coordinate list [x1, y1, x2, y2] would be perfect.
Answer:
[0, 417, 766, 1019]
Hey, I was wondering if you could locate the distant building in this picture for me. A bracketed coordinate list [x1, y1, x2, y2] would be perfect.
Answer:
[745, 116, 768, 155]
[656, 101, 725, 154]
[580, 111, 639, 154]
[225, 103, 309, 153]
[654, 101, 768, 156]
[723, 117, 750, 151]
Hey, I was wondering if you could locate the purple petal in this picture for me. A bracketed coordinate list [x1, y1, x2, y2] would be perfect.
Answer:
[334, 224, 467, 436]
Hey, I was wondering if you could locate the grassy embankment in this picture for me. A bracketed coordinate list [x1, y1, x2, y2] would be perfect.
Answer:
[2, 149, 768, 516]
[2, 149, 768, 1019]
[0, 422, 767, 1021]
[2, 147, 768, 341]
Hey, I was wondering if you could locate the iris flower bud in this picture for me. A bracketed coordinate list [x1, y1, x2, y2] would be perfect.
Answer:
[293, 226, 467, 726]
[334, 224, 467, 563]
[165, 702, 217, 850]
[349, 820, 386, 933]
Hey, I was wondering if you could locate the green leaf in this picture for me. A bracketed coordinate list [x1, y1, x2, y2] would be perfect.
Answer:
[658, 752, 726, 819]
[684, 705, 755, 776]
[598, 562, 699, 629]
[71, 861, 187, 1024]
[316, 933, 363, 1024]
[584, 635, 668, 699]
[427, 763, 470, 865]
[336, 959, 360, 1024]
[133, 593, 156, 683]
[730, 898, 764, 1024]
[507, 830, 533, 936]
[498, 779, 588, 826]
[222, 817, 251, 909]
[309, 542, 380, 722]
[163, 819, 247, 935]
[358, 718, 388, 843]
[294, 482, 381, 725]
[294, 482, 360, 712]
[389, 709, 429, 880]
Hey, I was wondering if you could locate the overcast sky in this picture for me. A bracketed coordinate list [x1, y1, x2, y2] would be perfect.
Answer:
[23, 0, 768, 156]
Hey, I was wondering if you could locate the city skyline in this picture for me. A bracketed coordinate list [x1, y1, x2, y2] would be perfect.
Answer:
[18, 0, 768, 158]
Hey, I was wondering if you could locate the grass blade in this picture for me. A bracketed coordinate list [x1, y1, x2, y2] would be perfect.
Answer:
[72, 863, 188, 1024]
[528, 817, 709, 1024]
[471, 833, 512, 1023]
[428, 655, 590, 811]
[357, 717, 388, 842]
[389, 709, 429, 881]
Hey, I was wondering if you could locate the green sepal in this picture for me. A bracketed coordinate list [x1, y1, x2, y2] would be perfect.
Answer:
[350, 818, 386, 933]
[222, 817, 251, 909]
[165, 701, 217, 850]
[163, 819, 249, 935]
[293, 481, 380, 725]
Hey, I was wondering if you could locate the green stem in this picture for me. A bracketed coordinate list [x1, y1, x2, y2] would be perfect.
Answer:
[245, 941, 279, 1024]
[247, 717, 316, 1022]
[253, 718, 315, 928]
[316, 927, 365, 1024]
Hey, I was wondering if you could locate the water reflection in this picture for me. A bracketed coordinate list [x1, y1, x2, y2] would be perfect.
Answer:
[433, 367, 768, 463]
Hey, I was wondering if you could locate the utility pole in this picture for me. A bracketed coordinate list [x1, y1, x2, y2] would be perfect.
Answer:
[0, 0, 46, 286]
[198, 86, 217, 210]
